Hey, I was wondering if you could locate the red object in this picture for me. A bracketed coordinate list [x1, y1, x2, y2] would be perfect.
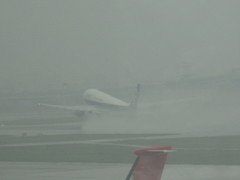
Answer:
[131, 146, 171, 180]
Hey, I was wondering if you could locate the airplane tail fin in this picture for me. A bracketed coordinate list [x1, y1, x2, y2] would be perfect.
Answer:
[126, 146, 171, 180]
[130, 83, 141, 109]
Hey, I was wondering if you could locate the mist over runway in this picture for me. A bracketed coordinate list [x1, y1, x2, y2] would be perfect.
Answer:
[1, 108, 240, 136]
[1, 101, 240, 179]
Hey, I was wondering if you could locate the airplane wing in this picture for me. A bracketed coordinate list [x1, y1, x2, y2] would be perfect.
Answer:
[38, 103, 97, 113]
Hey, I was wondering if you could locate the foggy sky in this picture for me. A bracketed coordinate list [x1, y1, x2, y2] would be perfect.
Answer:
[1, 0, 240, 92]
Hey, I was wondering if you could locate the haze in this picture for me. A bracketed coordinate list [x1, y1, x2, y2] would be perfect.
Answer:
[1, 0, 240, 92]
[1, 2, 240, 179]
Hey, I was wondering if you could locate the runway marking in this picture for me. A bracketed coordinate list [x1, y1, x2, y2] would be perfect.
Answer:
[1, 134, 240, 152]
[0, 135, 172, 147]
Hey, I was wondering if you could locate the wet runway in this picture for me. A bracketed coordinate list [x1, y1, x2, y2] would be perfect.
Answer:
[1, 113, 240, 179]
[1, 112, 240, 136]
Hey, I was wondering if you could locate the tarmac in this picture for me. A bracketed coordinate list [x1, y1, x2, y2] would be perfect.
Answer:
[0, 113, 240, 179]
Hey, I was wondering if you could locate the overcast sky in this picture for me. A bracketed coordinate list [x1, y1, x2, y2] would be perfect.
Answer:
[1, 0, 240, 92]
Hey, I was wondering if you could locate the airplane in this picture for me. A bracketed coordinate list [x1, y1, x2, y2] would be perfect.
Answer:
[39, 83, 206, 120]
[39, 84, 141, 119]
[126, 146, 171, 180]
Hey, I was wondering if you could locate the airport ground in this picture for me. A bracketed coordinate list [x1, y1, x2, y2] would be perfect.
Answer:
[1, 129, 240, 180]
[1, 86, 240, 180]
[0, 111, 240, 165]
[0, 133, 240, 165]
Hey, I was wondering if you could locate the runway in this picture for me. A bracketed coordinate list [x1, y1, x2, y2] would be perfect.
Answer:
[1, 162, 240, 180]
[1, 113, 240, 179]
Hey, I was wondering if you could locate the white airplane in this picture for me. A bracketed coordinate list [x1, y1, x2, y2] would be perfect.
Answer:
[126, 146, 171, 180]
[39, 83, 206, 121]
[39, 84, 141, 119]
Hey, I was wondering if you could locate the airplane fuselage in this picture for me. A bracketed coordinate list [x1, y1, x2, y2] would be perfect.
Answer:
[83, 89, 131, 111]
[39, 84, 140, 118]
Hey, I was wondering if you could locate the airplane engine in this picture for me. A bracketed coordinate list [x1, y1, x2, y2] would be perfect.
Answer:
[74, 111, 88, 118]
[74, 110, 97, 120]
